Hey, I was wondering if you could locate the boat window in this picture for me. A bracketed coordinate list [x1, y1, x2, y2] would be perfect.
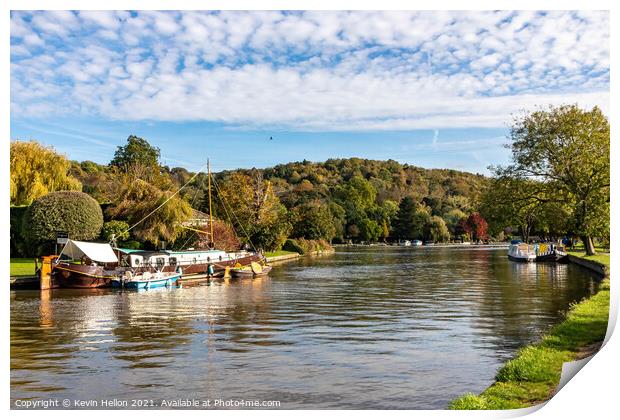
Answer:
[207, 256, 211, 262]
[134, 258, 140, 267]
[156, 257, 165, 268]
[169, 257, 177, 266]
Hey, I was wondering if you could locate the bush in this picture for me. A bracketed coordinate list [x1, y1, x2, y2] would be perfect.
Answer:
[117, 240, 144, 250]
[282, 239, 304, 254]
[23, 191, 104, 255]
[10, 206, 29, 257]
[101, 220, 130, 242]
[282, 238, 333, 255]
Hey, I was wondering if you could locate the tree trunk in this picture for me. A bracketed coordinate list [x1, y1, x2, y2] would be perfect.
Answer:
[582, 236, 596, 255]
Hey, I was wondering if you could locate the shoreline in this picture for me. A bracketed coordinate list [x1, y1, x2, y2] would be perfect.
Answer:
[449, 254, 611, 410]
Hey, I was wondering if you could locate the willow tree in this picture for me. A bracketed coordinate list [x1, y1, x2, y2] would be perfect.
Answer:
[10, 141, 82, 206]
[496, 105, 609, 255]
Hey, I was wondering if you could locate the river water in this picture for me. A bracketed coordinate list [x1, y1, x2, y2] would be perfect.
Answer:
[10, 247, 601, 409]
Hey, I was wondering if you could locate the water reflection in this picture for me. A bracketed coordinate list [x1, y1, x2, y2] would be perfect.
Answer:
[11, 248, 601, 409]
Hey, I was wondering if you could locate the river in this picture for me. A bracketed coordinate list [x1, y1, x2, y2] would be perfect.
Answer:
[10, 246, 601, 409]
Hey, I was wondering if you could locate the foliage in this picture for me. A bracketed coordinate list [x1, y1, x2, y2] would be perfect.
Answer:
[493, 105, 609, 254]
[171, 219, 241, 252]
[106, 178, 192, 245]
[292, 201, 337, 241]
[393, 197, 431, 240]
[101, 220, 130, 242]
[457, 213, 489, 241]
[10, 141, 82, 206]
[110, 135, 161, 179]
[10, 206, 29, 257]
[23, 191, 104, 255]
[282, 239, 304, 254]
[424, 216, 451, 243]
[282, 238, 333, 255]
[213, 172, 292, 251]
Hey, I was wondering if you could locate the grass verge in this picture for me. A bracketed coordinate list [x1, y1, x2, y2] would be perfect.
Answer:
[264, 250, 298, 258]
[450, 276, 610, 410]
[567, 251, 610, 268]
[10, 258, 37, 277]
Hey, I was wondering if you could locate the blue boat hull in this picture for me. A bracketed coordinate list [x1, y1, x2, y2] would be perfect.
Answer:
[111, 274, 181, 290]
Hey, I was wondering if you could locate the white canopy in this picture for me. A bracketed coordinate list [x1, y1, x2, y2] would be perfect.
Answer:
[59, 239, 118, 263]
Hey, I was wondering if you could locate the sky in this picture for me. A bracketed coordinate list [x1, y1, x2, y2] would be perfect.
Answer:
[10, 10, 609, 174]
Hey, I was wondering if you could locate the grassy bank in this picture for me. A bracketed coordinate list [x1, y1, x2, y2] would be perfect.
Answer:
[10, 258, 36, 277]
[567, 251, 610, 267]
[450, 258, 610, 410]
[264, 250, 298, 258]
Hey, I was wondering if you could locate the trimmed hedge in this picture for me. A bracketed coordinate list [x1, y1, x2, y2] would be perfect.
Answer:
[22, 191, 104, 255]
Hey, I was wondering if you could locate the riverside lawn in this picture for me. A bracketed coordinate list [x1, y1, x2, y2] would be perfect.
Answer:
[449, 256, 610, 410]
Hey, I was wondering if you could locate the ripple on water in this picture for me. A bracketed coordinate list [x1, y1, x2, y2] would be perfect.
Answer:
[10, 248, 601, 408]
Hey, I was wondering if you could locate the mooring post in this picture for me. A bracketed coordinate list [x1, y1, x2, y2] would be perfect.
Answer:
[40, 255, 57, 290]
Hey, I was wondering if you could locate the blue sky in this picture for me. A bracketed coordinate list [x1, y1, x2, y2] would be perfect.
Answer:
[10, 11, 609, 174]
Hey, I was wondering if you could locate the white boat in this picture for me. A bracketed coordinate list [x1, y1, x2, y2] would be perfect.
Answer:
[507, 242, 536, 262]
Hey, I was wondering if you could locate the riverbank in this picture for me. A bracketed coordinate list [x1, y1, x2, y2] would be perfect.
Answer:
[264, 248, 335, 263]
[449, 255, 610, 410]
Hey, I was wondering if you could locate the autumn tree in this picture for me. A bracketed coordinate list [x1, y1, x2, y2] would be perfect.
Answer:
[10, 141, 82, 206]
[213, 172, 291, 251]
[496, 105, 609, 255]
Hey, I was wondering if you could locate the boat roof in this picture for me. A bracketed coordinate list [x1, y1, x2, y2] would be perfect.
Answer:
[115, 248, 226, 256]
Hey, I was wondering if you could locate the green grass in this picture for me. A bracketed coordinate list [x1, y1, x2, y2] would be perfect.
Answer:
[567, 251, 610, 268]
[449, 279, 610, 410]
[10, 258, 37, 277]
[264, 250, 298, 258]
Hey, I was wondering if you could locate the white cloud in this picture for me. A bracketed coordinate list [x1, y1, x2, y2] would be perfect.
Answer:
[10, 11, 610, 131]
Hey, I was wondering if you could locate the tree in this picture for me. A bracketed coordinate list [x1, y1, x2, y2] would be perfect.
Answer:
[292, 202, 337, 241]
[214, 172, 292, 251]
[424, 216, 451, 243]
[101, 220, 130, 242]
[107, 178, 193, 245]
[393, 197, 430, 239]
[23, 191, 103, 254]
[110, 135, 161, 179]
[497, 105, 609, 255]
[456, 213, 489, 242]
[10, 141, 82, 206]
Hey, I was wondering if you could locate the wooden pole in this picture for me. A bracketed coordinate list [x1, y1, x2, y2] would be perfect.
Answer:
[208, 159, 214, 247]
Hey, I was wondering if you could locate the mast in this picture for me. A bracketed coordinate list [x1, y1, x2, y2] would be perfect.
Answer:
[207, 159, 214, 248]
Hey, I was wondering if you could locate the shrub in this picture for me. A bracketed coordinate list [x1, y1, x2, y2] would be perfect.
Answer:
[23, 191, 103, 254]
[101, 220, 130, 242]
[282, 238, 333, 255]
[282, 239, 304, 254]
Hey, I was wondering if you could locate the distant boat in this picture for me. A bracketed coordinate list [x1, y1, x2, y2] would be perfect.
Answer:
[507, 242, 536, 262]
[230, 262, 272, 278]
[111, 271, 181, 290]
[412, 240, 423, 246]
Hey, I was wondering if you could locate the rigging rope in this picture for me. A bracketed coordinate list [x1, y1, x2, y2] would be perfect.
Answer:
[211, 176, 259, 253]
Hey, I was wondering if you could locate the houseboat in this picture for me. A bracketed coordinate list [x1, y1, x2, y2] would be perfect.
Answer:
[507, 241, 536, 262]
[535, 243, 568, 263]
[115, 248, 263, 279]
